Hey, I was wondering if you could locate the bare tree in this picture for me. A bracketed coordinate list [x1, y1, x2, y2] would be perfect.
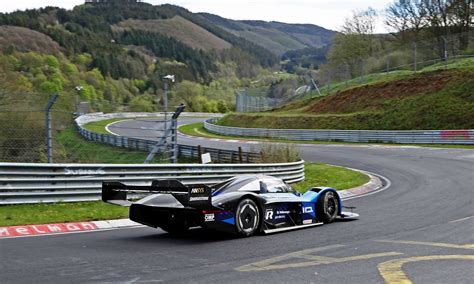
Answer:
[342, 8, 378, 35]
[385, 0, 428, 42]
[447, 0, 472, 49]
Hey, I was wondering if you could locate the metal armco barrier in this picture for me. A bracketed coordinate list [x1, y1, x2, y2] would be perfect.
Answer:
[75, 113, 258, 163]
[204, 119, 474, 145]
[0, 161, 305, 204]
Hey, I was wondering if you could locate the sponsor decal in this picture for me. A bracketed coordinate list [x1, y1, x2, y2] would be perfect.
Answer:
[277, 210, 290, 215]
[189, 196, 209, 201]
[0, 222, 97, 238]
[204, 214, 215, 222]
[265, 209, 274, 220]
[190, 187, 206, 194]
[303, 207, 314, 213]
[302, 219, 313, 225]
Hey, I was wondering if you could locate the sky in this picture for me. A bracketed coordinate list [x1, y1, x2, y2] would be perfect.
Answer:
[0, 0, 394, 32]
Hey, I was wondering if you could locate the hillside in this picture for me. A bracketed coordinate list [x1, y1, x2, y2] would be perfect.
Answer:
[113, 16, 232, 51]
[0, 26, 62, 55]
[217, 64, 474, 130]
[200, 13, 335, 56]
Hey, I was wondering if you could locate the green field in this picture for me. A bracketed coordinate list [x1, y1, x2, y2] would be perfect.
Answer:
[0, 162, 369, 226]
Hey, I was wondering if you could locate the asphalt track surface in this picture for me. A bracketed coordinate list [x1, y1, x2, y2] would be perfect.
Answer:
[1, 117, 473, 283]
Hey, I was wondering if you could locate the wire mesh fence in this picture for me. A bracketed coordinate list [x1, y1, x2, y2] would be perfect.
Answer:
[0, 93, 178, 164]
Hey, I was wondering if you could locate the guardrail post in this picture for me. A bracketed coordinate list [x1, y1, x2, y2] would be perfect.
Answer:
[45, 93, 60, 163]
[198, 145, 202, 163]
[238, 147, 243, 163]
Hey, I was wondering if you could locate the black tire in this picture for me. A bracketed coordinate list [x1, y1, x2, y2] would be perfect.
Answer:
[160, 222, 189, 235]
[235, 198, 260, 237]
[316, 191, 339, 223]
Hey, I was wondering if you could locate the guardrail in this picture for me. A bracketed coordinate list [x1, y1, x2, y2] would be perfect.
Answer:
[0, 161, 305, 204]
[204, 119, 474, 145]
[75, 112, 223, 126]
[75, 113, 258, 163]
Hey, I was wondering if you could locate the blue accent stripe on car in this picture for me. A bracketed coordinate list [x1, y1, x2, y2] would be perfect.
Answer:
[222, 217, 235, 225]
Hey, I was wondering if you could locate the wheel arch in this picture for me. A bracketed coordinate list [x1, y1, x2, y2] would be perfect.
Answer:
[311, 187, 343, 215]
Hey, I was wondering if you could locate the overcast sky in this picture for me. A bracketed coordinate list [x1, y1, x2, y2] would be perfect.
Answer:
[0, 0, 394, 32]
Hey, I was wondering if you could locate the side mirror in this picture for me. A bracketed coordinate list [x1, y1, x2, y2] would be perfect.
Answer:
[260, 181, 268, 193]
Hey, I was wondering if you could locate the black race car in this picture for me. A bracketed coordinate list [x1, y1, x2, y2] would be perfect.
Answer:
[102, 175, 358, 237]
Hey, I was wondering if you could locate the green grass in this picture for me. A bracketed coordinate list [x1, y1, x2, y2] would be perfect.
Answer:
[0, 162, 368, 226]
[0, 201, 129, 226]
[178, 122, 474, 149]
[82, 118, 127, 134]
[56, 126, 153, 163]
[292, 163, 369, 192]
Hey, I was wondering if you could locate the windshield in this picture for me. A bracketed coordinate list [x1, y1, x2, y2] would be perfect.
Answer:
[211, 176, 295, 195]
[212, 176, 260, 195]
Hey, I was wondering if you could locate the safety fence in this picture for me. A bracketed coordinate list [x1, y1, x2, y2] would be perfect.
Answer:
[204, 119, 474, 145]
[0, 160, 304, 204]
[75, 112, 223, 126]
[75, 113, 258, 163]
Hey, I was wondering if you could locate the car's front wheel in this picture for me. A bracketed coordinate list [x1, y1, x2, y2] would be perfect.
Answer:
[316, 191, 339, 223]
[235, 198, 260, 237]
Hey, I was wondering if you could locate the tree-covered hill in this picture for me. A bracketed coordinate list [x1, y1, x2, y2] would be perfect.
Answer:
[0, 1, 309, 117]
[200, 13, 336, 56]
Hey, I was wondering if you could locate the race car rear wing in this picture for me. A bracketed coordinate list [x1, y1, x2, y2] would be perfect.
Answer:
[102, 179, 212, 209]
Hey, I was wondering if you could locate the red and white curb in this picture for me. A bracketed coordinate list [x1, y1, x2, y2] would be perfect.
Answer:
[179, 133, 259, 144]
[0, 219, 141, 239]
[338, 169, 390, 201]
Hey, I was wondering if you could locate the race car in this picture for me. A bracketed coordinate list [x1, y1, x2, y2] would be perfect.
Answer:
[102, 175, 358, 237]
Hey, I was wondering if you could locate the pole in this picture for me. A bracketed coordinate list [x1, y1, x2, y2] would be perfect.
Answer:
[413, 42, 417, 72]
[171, 118, 178, 163]
[443, 36, 448, 70]
[163, 81, 168, 137]
[45, 93, 60, 163]
[144, 103, 184, 164]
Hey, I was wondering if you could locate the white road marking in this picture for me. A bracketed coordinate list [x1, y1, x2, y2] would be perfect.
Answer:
[449, 216, 474, 223]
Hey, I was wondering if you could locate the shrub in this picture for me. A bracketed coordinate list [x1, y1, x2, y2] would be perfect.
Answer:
[256, 143, 301, 163]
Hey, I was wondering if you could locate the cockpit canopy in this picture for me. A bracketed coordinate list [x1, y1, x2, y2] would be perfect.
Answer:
[211, 175, 294, 195]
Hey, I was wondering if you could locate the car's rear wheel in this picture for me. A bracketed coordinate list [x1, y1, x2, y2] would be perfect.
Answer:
[316, 191, 339, 223]
[235, 198, 260, 237]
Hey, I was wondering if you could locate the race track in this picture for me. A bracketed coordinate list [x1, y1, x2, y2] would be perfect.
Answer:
[1, 117, 473, 283]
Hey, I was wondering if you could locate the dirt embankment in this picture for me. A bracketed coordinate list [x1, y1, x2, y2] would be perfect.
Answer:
[305, 70, 466, 114]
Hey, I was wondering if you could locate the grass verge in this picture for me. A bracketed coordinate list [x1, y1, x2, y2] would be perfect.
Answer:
[0, 202, 128, 227]
[292, 162, 369, 192]
[82, 118, 127, 134]
[56, 126, 197, 163]
[56, 126, 152, 163]
[0, 162, 368, 226]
